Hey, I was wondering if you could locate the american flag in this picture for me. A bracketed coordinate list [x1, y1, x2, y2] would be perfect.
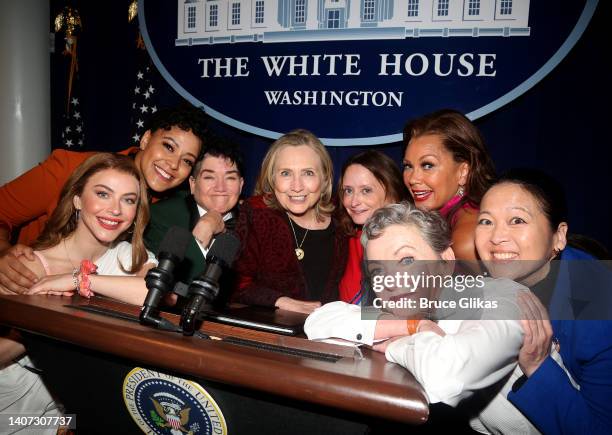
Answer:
[129, 13, 162, 145]
[59, 35, 85, 148]
[129, 61, 158, 144]
[54, 6, 85, 149]
[61, 94, 85, 148]
[128, 2, 161, 145]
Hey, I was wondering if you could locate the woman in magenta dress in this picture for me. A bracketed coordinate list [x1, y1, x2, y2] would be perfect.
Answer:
[336, 150, 408, 304]
[402, 109, 496, 260]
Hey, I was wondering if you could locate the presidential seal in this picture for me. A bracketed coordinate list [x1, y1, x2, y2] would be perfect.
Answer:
[123, 367, 227, 435]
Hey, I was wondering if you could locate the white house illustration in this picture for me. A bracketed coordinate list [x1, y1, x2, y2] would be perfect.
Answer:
[176, 0, 530, 46]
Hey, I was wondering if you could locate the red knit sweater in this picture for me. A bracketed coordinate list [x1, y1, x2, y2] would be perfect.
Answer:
[231, 196, 348, 307]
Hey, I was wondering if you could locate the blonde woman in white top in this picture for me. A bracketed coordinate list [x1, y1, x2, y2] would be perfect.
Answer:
[17, 153, 158, 303]
[1, 153, 158, 434]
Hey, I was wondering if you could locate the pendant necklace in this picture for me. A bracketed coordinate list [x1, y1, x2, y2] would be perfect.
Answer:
[64, 239, 78, 270]
[287, 215, 309, 260]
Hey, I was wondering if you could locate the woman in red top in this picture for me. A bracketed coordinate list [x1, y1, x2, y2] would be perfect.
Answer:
[402, 109, 496, 260]
[336, 150, 408, 304]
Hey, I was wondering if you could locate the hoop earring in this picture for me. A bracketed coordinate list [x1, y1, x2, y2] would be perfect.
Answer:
[75, 209, 80, 221]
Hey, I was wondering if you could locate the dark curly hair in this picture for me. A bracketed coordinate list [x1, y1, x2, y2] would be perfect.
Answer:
[144, 104, 208, 156]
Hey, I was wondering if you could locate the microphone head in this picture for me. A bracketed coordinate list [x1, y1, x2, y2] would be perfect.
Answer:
[208, 232, 241, 267]
[158, 226, 192, 262]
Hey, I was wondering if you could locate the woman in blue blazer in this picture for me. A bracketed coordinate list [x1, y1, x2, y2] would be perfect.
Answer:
[475, 169, 612, 434]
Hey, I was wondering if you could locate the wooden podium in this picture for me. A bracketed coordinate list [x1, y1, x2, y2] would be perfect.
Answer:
[0, 294, 429, 434]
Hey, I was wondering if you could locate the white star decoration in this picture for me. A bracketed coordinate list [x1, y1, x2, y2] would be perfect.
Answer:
[131, 60, 158, 144]
[62, 82, 84, 147]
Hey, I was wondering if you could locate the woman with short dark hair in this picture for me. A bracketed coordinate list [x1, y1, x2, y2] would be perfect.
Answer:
[475, 168, 612, 434]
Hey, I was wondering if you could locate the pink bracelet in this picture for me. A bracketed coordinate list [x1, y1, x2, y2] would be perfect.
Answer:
[77, 259, 98, 298]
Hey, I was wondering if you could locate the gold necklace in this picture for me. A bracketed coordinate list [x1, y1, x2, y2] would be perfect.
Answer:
[64, 239, 78, 270]
[287, 216, 309, 260]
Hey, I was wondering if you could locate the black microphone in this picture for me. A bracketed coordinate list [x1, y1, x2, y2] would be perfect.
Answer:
[140, 226, 192, 329]
[180, 232, 241, 335]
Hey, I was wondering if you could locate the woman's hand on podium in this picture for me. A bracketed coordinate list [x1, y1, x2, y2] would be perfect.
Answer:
[275, 296, 321, 314]
[26, 273, 75, 297]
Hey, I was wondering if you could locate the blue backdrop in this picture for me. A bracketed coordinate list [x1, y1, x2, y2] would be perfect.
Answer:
[50, 0, 610, 250]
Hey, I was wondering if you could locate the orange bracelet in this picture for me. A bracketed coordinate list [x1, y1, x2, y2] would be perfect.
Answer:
[406, 319, 420, 335]
[77, 259, 98, 298]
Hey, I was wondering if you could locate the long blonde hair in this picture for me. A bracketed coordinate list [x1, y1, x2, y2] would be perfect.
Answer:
[33, 153, 150, 273]
[254, 129, 334, 221]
